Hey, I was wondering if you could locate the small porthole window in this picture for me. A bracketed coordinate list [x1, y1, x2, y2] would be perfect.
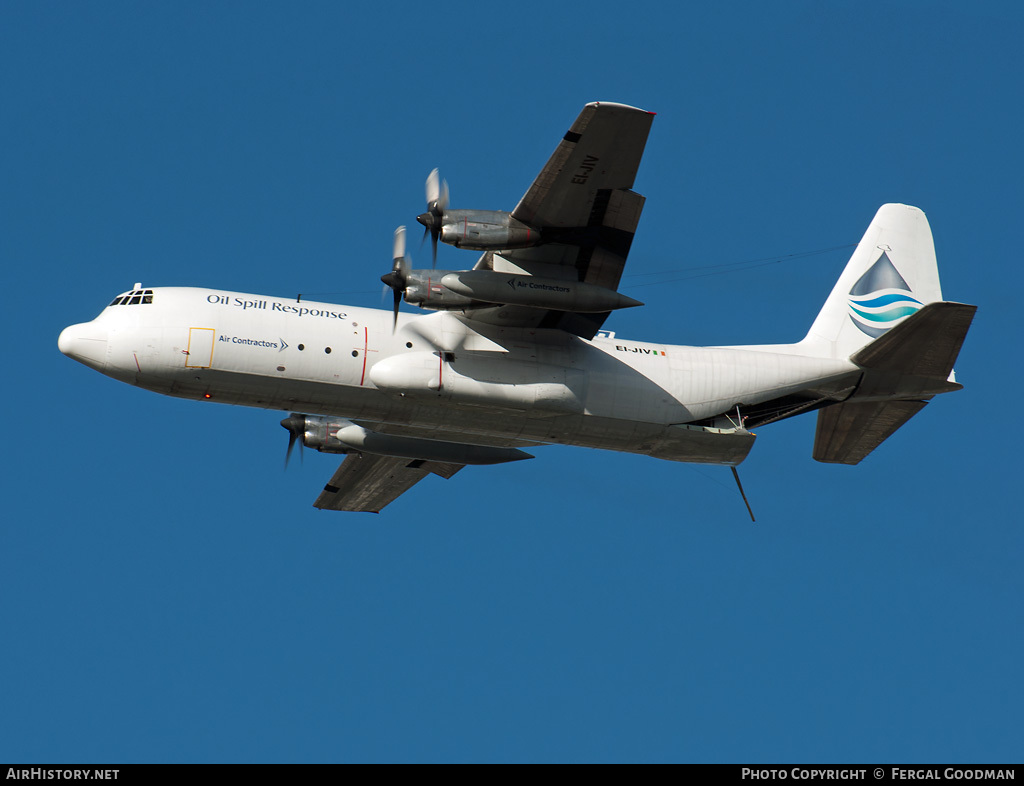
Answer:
[325, 347, 332, 354]
[351, 350, 359, 357]
[406, 342, 413, 348]
[297, 344, 304, 351]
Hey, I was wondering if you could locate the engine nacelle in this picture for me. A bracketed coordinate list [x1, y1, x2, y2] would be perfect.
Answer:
[283, 413, 533, 464]
[298, 415, 355, 453]
[438, 210, 542, 251]
[401, 269, 476, 310]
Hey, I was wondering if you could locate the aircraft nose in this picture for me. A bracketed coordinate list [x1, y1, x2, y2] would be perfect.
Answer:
[58, 322, 108, 370]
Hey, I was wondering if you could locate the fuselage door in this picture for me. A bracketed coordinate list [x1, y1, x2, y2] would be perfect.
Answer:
[185, 327, 215, 368]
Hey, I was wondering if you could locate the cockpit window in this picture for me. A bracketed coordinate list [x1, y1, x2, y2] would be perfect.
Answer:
[109, 289, 154, 306]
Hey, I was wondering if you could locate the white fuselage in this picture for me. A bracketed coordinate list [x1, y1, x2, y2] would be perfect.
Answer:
[58, 287, 859, 464]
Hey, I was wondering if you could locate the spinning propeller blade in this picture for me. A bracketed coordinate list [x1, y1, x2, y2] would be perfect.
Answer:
[280, 414, 305, 468]
[380, 226, 410, 332]
[416, 168, 448, 267]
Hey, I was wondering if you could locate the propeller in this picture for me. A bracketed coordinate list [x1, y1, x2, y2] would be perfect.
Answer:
[416, 168, 449, 266]
[380, 226, 410, 332]
[280, 413, 305, 468]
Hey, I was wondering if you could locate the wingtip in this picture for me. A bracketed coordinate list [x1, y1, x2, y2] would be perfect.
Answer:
[585, 101, 654, 115]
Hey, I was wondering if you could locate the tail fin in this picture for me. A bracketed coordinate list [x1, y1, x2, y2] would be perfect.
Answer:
[800, 204, 943, 359]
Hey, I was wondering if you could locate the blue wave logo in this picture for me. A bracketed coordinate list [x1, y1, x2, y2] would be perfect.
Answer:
[848, 252, 922, 337]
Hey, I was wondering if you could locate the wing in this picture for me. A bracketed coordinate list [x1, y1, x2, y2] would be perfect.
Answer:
[468, 102, 655, 339]
[314, 454, 462, 513]
[309, 424, 536, 513]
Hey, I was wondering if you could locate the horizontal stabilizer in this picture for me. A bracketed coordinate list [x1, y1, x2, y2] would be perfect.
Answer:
[813, 399, 928, 465]
[852, 301, 977, 378]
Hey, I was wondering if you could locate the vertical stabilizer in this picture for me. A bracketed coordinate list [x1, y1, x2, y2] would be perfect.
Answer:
[799, 204, 943, 359]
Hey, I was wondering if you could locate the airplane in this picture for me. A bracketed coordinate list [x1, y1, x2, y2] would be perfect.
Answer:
[58, 101, 976, 516]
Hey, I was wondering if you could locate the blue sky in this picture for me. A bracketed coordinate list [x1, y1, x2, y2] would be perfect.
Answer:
[2, 0, 1021, 763]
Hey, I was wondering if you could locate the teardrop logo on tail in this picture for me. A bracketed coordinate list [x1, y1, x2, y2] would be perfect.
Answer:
[848, 252, 922, 337]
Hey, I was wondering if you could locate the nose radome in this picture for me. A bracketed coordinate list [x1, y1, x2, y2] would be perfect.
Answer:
[58, 323, 109, 370]
[57, 324, 78, 356]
